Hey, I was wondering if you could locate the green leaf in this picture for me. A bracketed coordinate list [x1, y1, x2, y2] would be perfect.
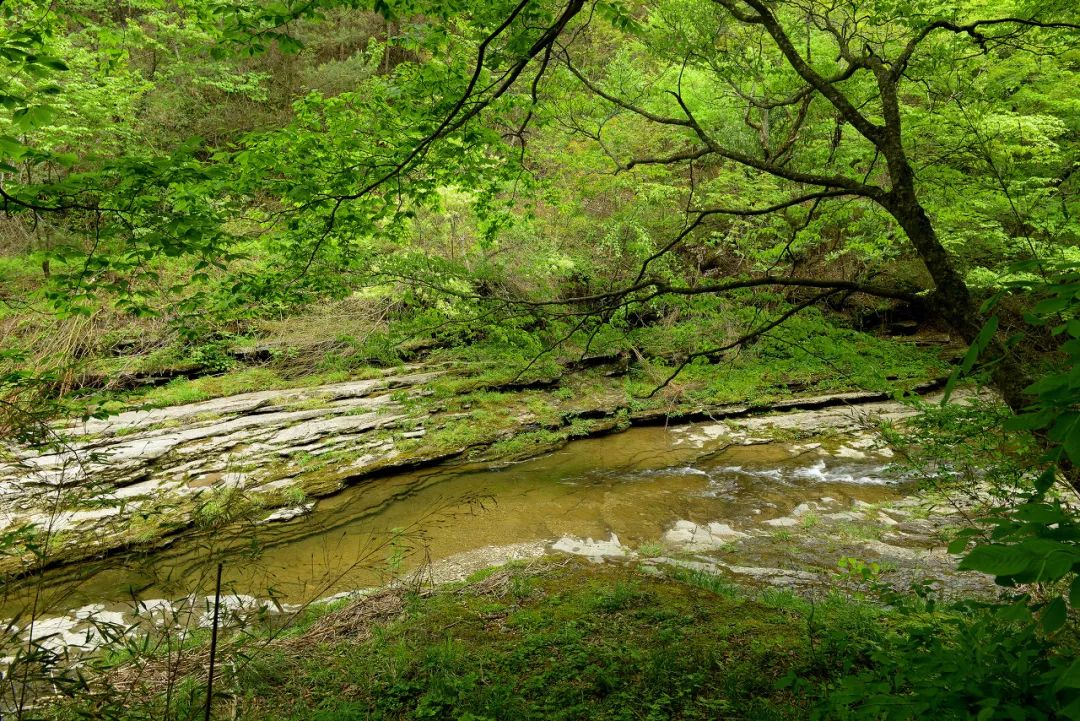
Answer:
[1004, 411, 1053, 432]
[947, 537, 970, 554]
[1034, 468, 1058, 495]
[979, 291, 1004, 314]
[1035, 296, 1070, 316]
[0, 134, 27, 159]
[1033, 553, 1075, 582]
[1055, 659, 1080, 690]
[1060, 696, 1080, 721]
[1050, 413, 1080, 465]
[966, 316, 999, 373]
[1071, 576, 1080, 609]
[1042, 596, 1067, 633]
[11, 104, 54, 131]
[959, 544, 1032, 576]
[943, 316, 998, 405]
[996, 603, 1033, 622]
[1014, 503, 1066, 524]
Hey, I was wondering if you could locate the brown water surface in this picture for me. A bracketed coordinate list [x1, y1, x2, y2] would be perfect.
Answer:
[4, 424, 904, 633]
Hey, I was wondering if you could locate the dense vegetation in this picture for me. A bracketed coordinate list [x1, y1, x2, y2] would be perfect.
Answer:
[2, 0, 1080, 718]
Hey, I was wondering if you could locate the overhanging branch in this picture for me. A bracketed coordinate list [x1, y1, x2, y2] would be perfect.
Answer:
[894, 16, 1080, 79]
[647, 288, 842, 397]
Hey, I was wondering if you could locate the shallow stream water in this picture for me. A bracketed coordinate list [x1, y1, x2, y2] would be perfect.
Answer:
[2, 421, 912, 651]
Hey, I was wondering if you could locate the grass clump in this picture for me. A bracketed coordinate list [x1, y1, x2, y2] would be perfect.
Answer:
[485, 429, 566, 459]
[42, 561, 1076, 721]
[282, 484, 307, 506]
[193, 486, 263, 528]
[225, 562, 821, 720]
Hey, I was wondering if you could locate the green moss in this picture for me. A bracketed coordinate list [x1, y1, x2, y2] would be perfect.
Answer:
[175, 562, 838, 720]
[281, 395, 335, 412]
[565, 417, 595, 437]
[124, 368, 280, 408]
[484, 430, 566, 460]
[836, 521, 887, 542]
[112, 418, 183, 437]
[407, 420, 493, 455]
[94, 367, 374, 414]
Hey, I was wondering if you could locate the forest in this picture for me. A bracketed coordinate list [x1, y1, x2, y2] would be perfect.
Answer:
[1, 0, 1080, 718]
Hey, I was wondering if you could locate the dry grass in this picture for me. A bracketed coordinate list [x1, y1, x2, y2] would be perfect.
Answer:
[0, 302, 173, 443]
[97, 587, 409, 705]
[0, 308, 173, 391]
[284, 590, 407, 649]
[251, 295, 395, 375]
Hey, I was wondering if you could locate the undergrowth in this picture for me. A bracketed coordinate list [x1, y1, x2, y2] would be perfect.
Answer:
[43, 559, 1076, 721]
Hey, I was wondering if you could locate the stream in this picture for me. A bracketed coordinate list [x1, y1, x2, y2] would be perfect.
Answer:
[2, 413, 984, 655]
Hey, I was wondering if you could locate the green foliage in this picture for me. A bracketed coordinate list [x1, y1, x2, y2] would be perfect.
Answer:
[939, 264, 1080, 639]
[859, 261, 1080, 719]
[4, 1, 1080, 717]
[881, 396, 1032, 503]
[187, 338, 236, 373]
[817, 599, 1079, 720]
[194, 485, 261, 528]
[191, 564, 828, 720]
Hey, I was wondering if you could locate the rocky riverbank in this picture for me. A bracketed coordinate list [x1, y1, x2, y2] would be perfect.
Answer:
[0, 362, 957, 577]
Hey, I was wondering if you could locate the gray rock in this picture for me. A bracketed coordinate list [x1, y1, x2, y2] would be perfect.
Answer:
[663, 519, 746, 548]
[552, 533, 629, 562]
[258, 503, 315, 524]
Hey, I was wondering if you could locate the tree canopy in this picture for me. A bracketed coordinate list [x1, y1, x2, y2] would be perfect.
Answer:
[4, 2, 1080, 714]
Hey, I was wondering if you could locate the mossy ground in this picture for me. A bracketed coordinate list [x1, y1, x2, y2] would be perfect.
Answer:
[74, 317, 949, 419]
[51, 559, 890, 721]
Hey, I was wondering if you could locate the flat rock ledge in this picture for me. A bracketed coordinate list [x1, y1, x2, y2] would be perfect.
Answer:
[0, 369, 971, 575]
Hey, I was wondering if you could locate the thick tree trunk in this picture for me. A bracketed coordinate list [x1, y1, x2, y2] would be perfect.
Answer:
[866, 63, 1032, 412]
[885, 186, 1030, 412]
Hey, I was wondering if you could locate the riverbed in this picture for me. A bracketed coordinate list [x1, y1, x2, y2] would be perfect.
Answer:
[2, 405, 988, 655]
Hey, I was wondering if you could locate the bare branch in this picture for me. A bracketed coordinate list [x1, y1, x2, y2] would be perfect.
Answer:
[632, 190, 855, 285]
[713, 0, 885, 145]
[623, 146, 714, 171]
[564, 48, 883, 197]
[559, 51, 694, 128]
[647, 289, 841, 397]
[641, 276, 920, 304]
[487, 274, 920, 308]
[894, 16, 1080, 79]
